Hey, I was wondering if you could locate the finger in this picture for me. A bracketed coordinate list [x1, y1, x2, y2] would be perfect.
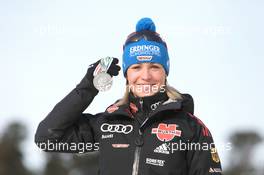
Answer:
[108, 66, 121, 75]
[108, 70, 119, 76]
[112, 57, 119, 64]
[108, 63, 121, 71]
[108, 66, 121, 76]
[114, 65, 121, 71]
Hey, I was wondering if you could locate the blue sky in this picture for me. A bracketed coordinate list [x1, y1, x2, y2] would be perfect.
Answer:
[1, 0, 264, 171]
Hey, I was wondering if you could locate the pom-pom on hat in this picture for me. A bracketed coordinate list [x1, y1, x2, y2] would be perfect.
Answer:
[122, 18, 170, 76]
[136, 17, 156, 32]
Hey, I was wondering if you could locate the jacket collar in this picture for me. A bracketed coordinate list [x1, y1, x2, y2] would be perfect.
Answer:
[128, 91, 169, 115]
[104, 94, 182, 119]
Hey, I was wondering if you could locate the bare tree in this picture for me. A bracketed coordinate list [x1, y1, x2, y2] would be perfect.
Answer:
[225, 131, 262, 175]
[0, 122, 32, 175]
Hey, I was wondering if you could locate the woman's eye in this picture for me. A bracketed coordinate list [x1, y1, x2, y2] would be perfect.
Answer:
[131, 66, 140, 69]
[151, 65, 161, 69]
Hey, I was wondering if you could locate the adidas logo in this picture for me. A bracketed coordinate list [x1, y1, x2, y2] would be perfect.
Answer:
[154, 143, 170, 154]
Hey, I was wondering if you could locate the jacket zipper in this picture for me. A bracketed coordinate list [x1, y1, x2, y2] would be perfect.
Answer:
[132, 146, 141, 175]
[139, 98, 143, 111]
[131, 98, 147, 175]
[132, 128, 145, 175]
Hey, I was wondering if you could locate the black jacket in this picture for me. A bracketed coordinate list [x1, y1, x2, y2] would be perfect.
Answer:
[35, 80, 222, 175]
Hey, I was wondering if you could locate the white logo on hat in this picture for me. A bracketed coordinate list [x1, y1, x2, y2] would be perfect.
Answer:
[130, 45, 161, 57]
[137, 56, 153, 61]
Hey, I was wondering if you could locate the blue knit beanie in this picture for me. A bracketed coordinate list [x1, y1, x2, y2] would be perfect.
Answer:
[122, 18, 170, 76]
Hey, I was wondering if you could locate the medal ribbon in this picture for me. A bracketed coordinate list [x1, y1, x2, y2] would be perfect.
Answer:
[93, 57, 114, 76]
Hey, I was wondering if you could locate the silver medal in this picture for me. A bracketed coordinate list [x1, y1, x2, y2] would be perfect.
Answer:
[93, 72, 112, 91]
[93, 57, 114, 91]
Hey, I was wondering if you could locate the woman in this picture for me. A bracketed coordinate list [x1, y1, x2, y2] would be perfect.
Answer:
[35, 18, 222, 175]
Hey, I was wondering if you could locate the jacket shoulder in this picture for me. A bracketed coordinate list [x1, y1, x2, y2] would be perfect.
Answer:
[184, 112, 212, 137]
[181, 93, 194, 114]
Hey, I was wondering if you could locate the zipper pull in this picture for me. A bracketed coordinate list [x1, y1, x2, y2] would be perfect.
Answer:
[139, 98, 143, 112]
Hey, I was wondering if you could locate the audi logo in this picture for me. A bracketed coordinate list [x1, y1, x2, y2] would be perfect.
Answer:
[100, 123, 133, 134]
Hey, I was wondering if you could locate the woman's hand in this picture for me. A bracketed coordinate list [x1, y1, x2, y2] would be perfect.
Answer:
[77, 57, 121, 93]
[87, 57, 121, 80]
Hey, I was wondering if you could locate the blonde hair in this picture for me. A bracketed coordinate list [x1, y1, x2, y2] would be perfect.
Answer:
[114, 83, 183, 107]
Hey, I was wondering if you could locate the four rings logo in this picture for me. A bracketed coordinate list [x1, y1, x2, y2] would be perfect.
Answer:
[101, 123, 133, 134]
